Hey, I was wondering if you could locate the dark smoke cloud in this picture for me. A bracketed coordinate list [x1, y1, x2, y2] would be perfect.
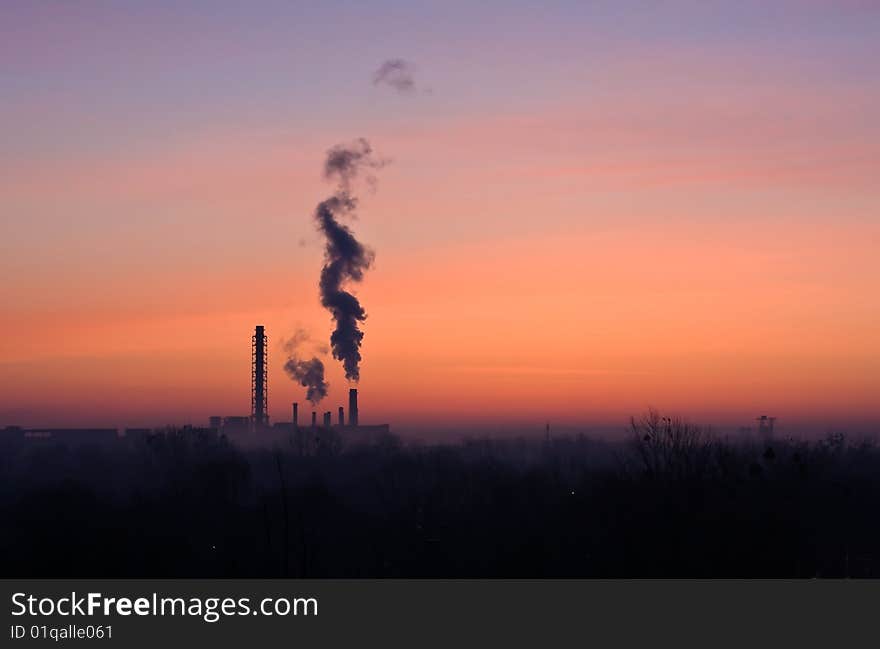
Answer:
[282, 330, 328, 404]
[315, 139, 385, 382]
[323, 138, 387, 189]
[372, 58, 417, 94]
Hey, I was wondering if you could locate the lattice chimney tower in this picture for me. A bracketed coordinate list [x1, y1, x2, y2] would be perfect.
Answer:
[251, 325, 268, 429]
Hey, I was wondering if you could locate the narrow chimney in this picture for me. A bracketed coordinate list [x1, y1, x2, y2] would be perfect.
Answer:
[349, 388, 359, 427]
[323, 411, 332, 427]
[311, 411, 317, 428]
[293, 402, 299, 428]
[338, 406, 345, 427]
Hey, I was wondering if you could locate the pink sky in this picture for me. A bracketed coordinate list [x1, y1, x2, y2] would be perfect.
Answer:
[1, 1, 878, 434]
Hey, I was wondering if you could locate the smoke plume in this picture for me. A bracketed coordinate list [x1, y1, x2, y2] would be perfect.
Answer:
[372, 58, 417, 94]
[282, 330, 329, 404]
[315, 138, 386, 382]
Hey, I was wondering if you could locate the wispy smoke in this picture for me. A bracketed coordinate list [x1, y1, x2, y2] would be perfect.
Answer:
[372, 58, 417, 94]
[282, 329, 328, 404]
[315, 138, 386, 382]
[324, 138, 386, 189]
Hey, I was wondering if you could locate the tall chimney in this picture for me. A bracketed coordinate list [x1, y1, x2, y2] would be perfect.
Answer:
[323, 411, 332, 427]
[338, 406, 345, 427]
[349, 388, 359, 427]
[292, 402, 299, 428]
[251, 325, 268, 429]
[311, 411, 317, 428]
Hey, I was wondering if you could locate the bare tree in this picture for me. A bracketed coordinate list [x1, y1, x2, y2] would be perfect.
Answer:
[629, 409, 716, 482]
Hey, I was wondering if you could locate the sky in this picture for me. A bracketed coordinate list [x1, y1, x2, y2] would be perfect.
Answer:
[1, 1, 878, 436]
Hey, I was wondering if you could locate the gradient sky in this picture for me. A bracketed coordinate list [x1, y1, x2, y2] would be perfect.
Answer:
[2, 1, 878, 435]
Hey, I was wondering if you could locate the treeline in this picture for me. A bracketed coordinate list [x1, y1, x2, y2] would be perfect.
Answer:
[0, 413, 877, 577]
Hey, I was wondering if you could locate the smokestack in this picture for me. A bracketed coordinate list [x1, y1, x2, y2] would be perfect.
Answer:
[292, 402, 299, 428]
[338, 406, 345, 427]
[323, 411, 332, 427]
[311, 411, 317, 428]
[349, 388, 359, 427]
[251, 325, 268, 429]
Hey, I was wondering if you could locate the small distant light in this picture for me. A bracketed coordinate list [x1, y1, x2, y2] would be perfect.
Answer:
[570, 491, 575, 495]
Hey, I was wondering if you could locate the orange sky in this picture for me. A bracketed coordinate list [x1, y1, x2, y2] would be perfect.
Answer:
[2, 2, 879, 435]
[2, 199, 877, 433]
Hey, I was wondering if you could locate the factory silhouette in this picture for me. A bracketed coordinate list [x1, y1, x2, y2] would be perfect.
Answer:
[210, 325, 390, 450]
[1, 325, 389, 451]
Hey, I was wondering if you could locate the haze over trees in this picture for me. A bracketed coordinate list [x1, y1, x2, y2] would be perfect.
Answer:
[1, 413, 877, 578]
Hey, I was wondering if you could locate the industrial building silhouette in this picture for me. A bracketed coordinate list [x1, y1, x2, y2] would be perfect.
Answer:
[210, 325, 390, 441]
[1, 325, 390, 448]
